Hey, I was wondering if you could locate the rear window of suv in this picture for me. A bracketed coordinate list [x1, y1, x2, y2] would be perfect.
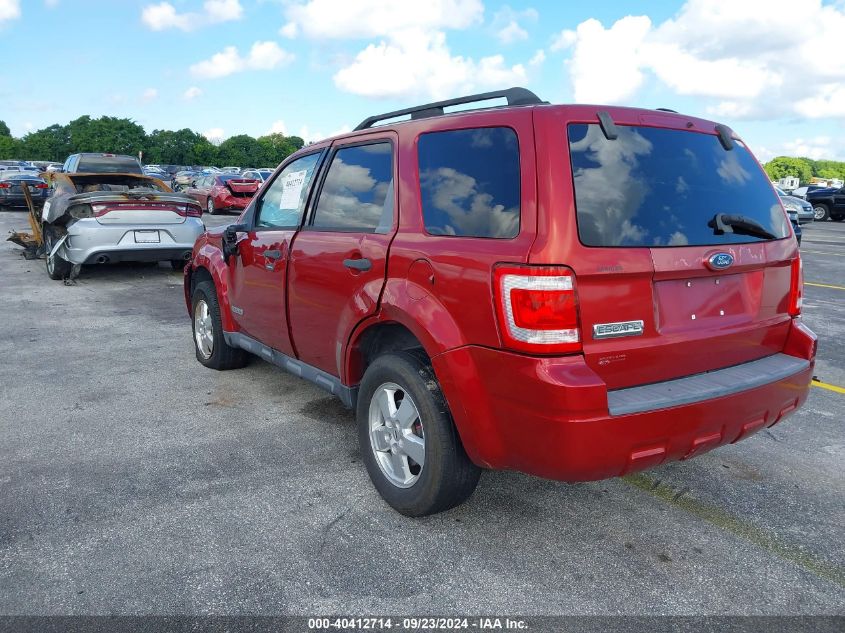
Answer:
[76, 155, 143, 175]
[568, 123, 789, 247]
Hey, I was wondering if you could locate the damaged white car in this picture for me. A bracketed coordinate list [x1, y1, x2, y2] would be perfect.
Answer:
[41, 173, 205, 280]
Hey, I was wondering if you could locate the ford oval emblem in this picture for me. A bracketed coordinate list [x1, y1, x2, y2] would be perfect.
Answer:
[707, 252, 734, 270]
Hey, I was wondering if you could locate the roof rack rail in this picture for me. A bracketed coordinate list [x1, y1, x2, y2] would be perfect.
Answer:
[655, 107, 678, 113]
[353, 87, 544, 131]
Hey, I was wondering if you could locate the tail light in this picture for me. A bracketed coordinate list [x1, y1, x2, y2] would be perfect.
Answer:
[788, 257, 802, 317]
[493, 264, 581, 355]
[0, 183, 10, 189]
[90, 202, 201, 217]
[34, 183, 49, 189]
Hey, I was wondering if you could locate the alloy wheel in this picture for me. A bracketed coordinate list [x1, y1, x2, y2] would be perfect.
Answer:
[193, 299, 214, 359]
[368, 382, 425, 488]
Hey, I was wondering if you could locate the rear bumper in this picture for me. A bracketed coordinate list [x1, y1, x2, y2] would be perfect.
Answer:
[214, 193, 251, 210]
[59, 218, 203, 265]
[433, 320, 816, 481]
[0, 192, 48, 206]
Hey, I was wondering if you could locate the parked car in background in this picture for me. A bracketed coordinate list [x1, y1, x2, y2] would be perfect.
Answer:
[183, 173, 260, 214]
[221, 166, 241, 174]
[775, 187, 814, 224]
[61, 153, 143, 175]
[41, 172, 204, 279]
[172, 170, 198, 190]
[144, 166, 169, 181]
[0, 172, 49, 209]
[241, 169, 274, 183]
[805, 186, 845, 221]
[45, 163, 63, 172]
[789, 185, 828, 200]
[787, 209, 802, 245]
[183, 87, 815, 516]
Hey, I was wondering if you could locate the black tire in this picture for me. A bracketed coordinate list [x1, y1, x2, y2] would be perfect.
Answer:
[170, 259, 187, 271]
[357, 351, 481, 516]
[43, 224, 71, 281]
[207, 197, 217, 215]
[813, 203, 830, 221]
[191, 280, 248, 370]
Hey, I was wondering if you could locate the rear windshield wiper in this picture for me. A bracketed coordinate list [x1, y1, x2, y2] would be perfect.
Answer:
[708, 213, 776, 240]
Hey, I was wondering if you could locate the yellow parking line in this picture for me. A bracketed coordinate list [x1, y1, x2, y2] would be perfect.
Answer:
[805, 282, 845, 291]
[812, 380, 845, 395]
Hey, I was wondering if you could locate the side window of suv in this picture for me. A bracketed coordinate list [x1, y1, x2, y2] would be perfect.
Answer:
[418, 127, 520, 238]
[311, 142, 394, 233]
[255, 152, 322, 229]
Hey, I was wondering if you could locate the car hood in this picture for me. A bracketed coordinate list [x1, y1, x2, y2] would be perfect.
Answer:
[807, 187, 838, 196]
[782, 194, 812, 207]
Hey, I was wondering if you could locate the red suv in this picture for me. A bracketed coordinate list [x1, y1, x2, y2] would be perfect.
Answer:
[184, 88, 817, 516]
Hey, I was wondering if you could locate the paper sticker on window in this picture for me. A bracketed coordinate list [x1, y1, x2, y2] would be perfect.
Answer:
[279, 169, 308, 210]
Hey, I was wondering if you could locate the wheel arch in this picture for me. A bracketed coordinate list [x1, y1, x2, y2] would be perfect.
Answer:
[188, 244, 237, 332]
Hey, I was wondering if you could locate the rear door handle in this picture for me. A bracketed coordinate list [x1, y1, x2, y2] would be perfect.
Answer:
[264, 249, 283, 260]
[343, 258, 372, 271]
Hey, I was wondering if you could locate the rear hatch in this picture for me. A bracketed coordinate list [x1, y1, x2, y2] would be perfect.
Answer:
[541, 112, 797, 390]
[68, 191, 196, 225]
[225, 178, 259, 197]
[62, 174, 199, 225]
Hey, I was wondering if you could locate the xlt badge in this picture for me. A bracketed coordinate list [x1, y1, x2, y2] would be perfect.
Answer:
[593, 320, 644, 339]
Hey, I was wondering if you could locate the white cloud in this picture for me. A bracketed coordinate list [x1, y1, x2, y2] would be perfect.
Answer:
[44, 0, 59, 8]
[794, 84, 845, 119]
[549, 29, 576, 52]
[755, 136, 844, 162]
[559, 0, 845, 120]
[190, 41, 294, 78]
[183, 86, 203, 100]
[282, 0, 483, 39]
[0, 0, 21, 22]
[268, 120, 287, 135]
[204, 128, 226, 142]
[141, 88, 158, 102]
[334, 28, 526, 100]
[141, 0, 243, 31]
[279, 21, 298, 38]
[297, 124, 351, 144]
[529, 50, 545, 67]
[783, 136, 834, 160]
[565, 16, 651, 104]
[496, 20, 527, 44]
[492, 6, 537, 45]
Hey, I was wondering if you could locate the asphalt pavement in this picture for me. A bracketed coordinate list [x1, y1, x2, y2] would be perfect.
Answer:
[0, 210, 842, 616]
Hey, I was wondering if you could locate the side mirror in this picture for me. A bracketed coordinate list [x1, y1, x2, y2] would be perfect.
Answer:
[223, 223, 248, 264]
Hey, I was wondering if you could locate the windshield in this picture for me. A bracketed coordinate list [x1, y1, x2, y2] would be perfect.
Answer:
[568, 123, 789, 247]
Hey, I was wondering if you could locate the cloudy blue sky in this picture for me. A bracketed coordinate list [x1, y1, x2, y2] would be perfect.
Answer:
[1, 0, 844, 161]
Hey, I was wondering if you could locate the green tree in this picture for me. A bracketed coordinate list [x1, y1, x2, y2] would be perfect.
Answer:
[764, 156, 813, 184]
[146, 128, 209, 164]
[217, 134, 264, 167]
[812, 160, 845, 181]
[0, 135, 19, 160]
[66, 116, 146, 156]
[19, 124, 70, 161]
[0, 121, 10, 137]
[256, 133, 304, 166]
[191, 139, 219, 166]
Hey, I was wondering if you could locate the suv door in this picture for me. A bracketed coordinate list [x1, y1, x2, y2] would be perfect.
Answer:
[287, 136, 397, 376]
[227, 151, 324, 356]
